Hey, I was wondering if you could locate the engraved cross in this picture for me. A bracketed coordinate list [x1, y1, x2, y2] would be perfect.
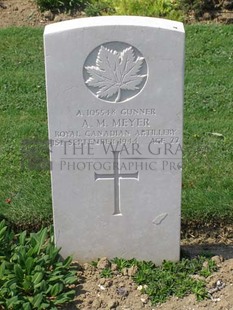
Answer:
[94, 151, 139, 216]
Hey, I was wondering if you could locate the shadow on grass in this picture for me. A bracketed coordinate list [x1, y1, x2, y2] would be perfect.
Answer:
[0, 214, 52, 233]
[181, 244, 233, 260]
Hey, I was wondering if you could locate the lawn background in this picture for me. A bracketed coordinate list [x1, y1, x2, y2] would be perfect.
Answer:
[0, 25, 232, 230]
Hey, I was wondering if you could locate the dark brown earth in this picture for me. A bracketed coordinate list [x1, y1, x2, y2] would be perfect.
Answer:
[1, 1, 233, 309]
[0, 0, 233, 28]
[0, 0, 84, 28]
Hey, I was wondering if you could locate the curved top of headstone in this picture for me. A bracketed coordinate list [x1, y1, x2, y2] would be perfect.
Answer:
[44, 16, 184, 35]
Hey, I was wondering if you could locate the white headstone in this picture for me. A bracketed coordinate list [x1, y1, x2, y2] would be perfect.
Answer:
[44, 16, 185, 264]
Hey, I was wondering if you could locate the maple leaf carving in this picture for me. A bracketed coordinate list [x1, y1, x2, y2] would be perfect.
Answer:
[85, 46, 146, 102]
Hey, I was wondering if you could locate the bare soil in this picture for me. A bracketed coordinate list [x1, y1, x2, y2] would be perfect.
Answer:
[0, 0, 232, 28]
[1, 1, 233, 309]
[0, 0, 83, 28]
[65, 256, 233, 310]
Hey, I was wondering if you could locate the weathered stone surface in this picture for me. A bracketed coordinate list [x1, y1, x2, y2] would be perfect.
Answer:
[44, 16, 185, 264]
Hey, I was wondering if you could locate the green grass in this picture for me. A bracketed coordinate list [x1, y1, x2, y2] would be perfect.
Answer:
[111, 257, 217, 305]
[0, 25, 232, 228]
[0, 28, 51, 228]
[183, 25, 233, 223]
